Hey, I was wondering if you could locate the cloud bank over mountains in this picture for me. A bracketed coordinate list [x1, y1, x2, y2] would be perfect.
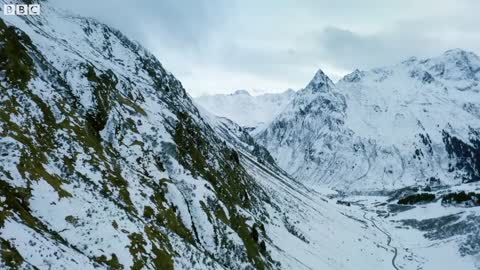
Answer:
[52, 0, 480, 96]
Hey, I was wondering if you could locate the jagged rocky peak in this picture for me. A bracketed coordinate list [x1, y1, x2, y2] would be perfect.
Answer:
[305, 68, 334, 90]
[421, 49, 480, 81]
[271, 68, 346, 119]
[441, 48, 479, 61]
[336, 49, 480, 87]
[401, 48, 479, 67]
[340, 69, 365, 83]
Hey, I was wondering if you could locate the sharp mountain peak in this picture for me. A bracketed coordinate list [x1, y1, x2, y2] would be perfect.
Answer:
[305, 68, 334, 91]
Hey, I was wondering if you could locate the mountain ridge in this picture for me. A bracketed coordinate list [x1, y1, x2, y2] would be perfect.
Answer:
[255, 49, 480, 191]
[0, 3, 279, 268]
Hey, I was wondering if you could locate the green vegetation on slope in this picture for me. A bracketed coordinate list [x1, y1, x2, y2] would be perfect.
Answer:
[442, 192, 480, 207]
[398, 193, 436, 205]
[0, 19, 34, 90]
[174, 111, 274, 270]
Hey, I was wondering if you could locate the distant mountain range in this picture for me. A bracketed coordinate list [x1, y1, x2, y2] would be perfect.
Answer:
[201, 49, 480, 191]
[195, 89, 295, 128]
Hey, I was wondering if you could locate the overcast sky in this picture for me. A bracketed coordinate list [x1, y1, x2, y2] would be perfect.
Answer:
[51, 0, 480, 96]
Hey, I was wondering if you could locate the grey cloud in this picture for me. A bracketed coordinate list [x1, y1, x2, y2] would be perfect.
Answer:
[316, 26, 435, 70]
[48, 0, 480, 96]
[51, 0, 227, 49]
[315, 13, 480, 71]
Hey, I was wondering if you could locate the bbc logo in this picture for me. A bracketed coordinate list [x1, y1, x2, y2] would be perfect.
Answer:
[3, 4, 41, 16]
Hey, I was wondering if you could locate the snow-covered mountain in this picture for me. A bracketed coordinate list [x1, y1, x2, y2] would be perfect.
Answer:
[2, 0, 480, 269]
[0, 1, 434, 269]
[195, 89, 295, 128]
[256, 49, 480, 191]
[0, 2, 290, 268]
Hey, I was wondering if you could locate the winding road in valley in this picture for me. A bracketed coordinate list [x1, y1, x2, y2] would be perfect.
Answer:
[363, 212, 400, 270]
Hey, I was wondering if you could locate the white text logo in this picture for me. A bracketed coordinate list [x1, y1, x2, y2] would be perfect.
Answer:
[3, 4, 40, 16]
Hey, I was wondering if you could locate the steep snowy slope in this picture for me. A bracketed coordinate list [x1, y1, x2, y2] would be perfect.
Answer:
[257, 50, 480, 191]
[0, 2, 280, 268]
[195, 89, 295, 128]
